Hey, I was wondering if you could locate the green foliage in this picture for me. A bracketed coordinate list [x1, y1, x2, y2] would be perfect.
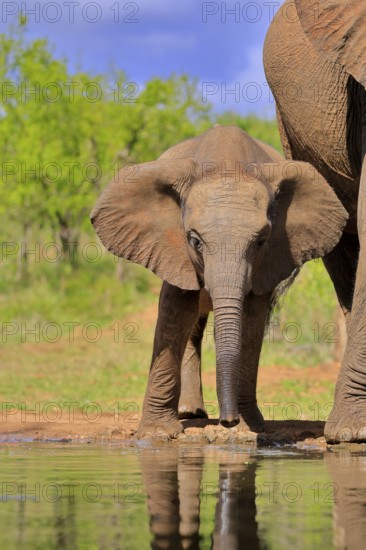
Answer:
[261, 260, 338, 367]
[0, 248, 158, 326]
[123, 74, 211, 162]
[0, 21, 212, 261]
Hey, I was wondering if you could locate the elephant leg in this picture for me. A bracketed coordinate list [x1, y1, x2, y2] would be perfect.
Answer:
[322, 231, 359, 324]
[178, 314, 208, 420]
[137, 281, 199, 439]
[236, 291, 271, 432]
[325, 154, 366, 442]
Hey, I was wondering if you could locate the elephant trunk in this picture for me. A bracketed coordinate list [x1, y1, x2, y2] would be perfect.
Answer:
[209, 264, 249, 426]
[213, 297, 243, 426]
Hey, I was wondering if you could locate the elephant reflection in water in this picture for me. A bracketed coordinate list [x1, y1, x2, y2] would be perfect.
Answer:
[141, 447, 202, 549]
[325, 452, 366, 549]
[140, 447, 259, 550]
[211, 451, 259, 550]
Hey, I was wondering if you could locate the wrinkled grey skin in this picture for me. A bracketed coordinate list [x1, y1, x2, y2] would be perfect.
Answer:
[91, 126, 346, 438]
[264, 0, 366, 443]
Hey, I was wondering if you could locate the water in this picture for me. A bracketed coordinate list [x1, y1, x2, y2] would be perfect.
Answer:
[0, 441, 365, 549]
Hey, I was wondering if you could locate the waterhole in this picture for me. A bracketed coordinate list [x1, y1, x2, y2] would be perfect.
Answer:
[0, 441, 364, 548]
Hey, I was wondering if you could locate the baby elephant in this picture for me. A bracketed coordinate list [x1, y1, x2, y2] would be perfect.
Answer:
[91, 126, 347, 438]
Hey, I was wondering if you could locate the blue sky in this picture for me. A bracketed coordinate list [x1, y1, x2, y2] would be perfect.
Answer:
[1, 0, 285, 117]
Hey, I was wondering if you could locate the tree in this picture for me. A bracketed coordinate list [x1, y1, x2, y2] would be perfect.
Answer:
[0, 21, 213, 274]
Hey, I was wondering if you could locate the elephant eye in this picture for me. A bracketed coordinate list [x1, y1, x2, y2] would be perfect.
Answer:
[188, 231, 202, 252]
[257, 224, 271, 248]
[257, 236, 267, 248]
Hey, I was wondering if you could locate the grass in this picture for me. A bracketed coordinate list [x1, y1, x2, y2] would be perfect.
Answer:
[0, 244, 342, 421]
[261, 259, 340, 367]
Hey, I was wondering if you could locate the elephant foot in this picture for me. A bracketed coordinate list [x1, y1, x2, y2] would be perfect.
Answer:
[137, 416, 183, 440]
[178, 398, 208, 420]
[237, 404, 265, 433]
[325, 402, 366, 443]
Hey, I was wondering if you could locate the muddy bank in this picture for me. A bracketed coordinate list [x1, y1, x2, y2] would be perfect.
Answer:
[0, 412, 329, 449]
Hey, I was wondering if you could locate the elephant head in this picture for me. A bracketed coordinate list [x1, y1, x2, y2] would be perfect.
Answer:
[91, 126, 347, 425]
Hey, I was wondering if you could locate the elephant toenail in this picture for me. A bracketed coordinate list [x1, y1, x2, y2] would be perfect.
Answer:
[337, 428, 352, 442]
[356, 427, 366, 441]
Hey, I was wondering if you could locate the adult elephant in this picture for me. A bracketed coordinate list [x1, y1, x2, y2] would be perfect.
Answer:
[264, 0, 366, 443]
[91, 126, 346, 437]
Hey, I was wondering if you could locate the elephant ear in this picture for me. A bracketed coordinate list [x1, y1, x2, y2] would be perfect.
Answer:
[252, 161, 348, 295]
[90, 158, 200, 290]
[295, 0, 366, 87]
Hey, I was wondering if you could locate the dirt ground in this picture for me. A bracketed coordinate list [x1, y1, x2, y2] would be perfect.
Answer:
[0, 300, 342, 449]
[0, 409, 328, 449]
[0, 360, 339, 448]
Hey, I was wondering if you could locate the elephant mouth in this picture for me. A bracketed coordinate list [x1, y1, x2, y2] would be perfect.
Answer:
[220, 416, 240, 428]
